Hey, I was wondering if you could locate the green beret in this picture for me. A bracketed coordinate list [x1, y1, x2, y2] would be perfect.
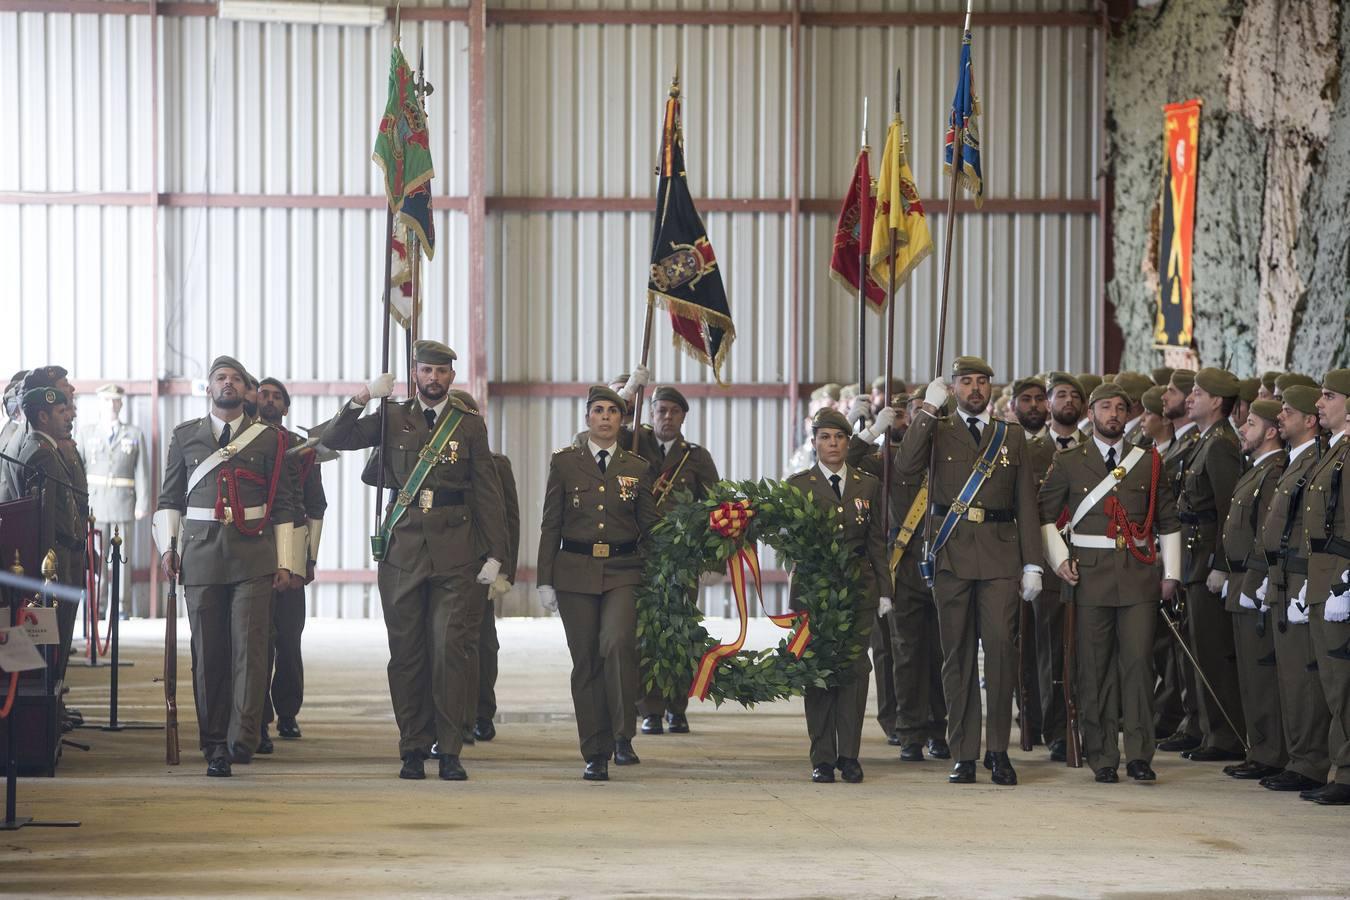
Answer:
[810, 383, 842, 403]
[1151, 367, 1174, 388]
[1076, 373, 1103, 396]
[22, 387, 68, 412]
[1261, 371, 1281, 392]
[1103, 373, 1119, 383]
[812, 407, 852, 435]
[22, 366, 69, 393]
[1282, 386, 1319, 415]
[1011, 376, 1045, 398]
[1322, 369, 1350, 397]
[1046, 372, 1086, 399]
[207, 355, 250, 382]
[1194, 367, 1240, 399]
[1275, 372, 1317, 393]
[448, 388, 479, 412]
[413, 340, 457, 366]
[1238, 378, 1261, 404]
[1089, 383, 1131, 407]
[258, 376, 290, 408]
[1113, 371, 1153, 403]
[1169, 368, 1196, 394]
[871, 376, 906, 394]
[1249, 399, 1282, 424]
[651, 385, 689, 412]
[586, 384, 626, 413]
[952, 356, 994, 378]
[1141, 385, 1166, 415]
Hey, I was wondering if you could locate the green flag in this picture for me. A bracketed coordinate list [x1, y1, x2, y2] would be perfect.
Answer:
[372, 45, 434, 216]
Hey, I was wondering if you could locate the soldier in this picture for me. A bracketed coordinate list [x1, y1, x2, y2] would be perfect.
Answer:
[637, 385, 719, 736]
[1038, 382, 1182, 783]
[1138, 386, 1172, 452]
[78, 384, 152, 617]
[1234, 378, 1260, 431]
[1274, 373, 1318, 399]
[537, 385, 658, 782]
[1221, 398, 1287, 782]
[1046, 372, 1088, 451]
[899, 357, 1043, 786]
[1252, 385, 1330, 794]
[1257, 372, 1281, 401]
[1298, 369, 1350, 805]
[255, 377, 327, 748]
[787, 407, 891, 783]
[0, 371, 27, 502]
[1075, 374, 1104, 432]
[870, 376, 905, 418]
[1113, 372, 1153, 446]
[1173, 368, 1246, 763]
[323, 340, 506, 782]
[1151, 367, 1175, 392]
[153, 356, 299, 778]
[573, 368, 659, 462]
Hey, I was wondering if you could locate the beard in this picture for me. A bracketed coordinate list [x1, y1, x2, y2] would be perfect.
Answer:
[1051, 406, 1080, 427]
[958, 394, 988, 416]
[242, 399, 258, 418]
[259, 404, 284, 425]
[418, 380, 448, 403]
[215, 394, 243, 410]
[1094, 419, 1124, 440]
[1018, 411, 1047, 432]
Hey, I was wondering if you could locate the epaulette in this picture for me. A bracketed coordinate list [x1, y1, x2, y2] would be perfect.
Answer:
[448, 395, 481, 416]
[175, 417, 206, 433]
[553, 444, 579, 456]
[853, 468, 878, 482]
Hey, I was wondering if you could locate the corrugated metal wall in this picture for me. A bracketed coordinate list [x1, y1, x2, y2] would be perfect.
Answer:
[1, 1, 1100, 618]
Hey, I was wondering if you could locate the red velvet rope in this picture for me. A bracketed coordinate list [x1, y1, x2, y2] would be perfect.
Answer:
[214, 429, 289, 538]
[1104, 449, 1162, 565]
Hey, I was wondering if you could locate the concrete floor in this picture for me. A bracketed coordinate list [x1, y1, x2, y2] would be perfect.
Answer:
[4, 617, 1348, 899]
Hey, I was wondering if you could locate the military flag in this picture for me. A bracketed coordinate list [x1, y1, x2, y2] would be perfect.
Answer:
[1155, 99, 1201, 349]
[647, 78, 735, 383]
[943, 30, 984, 208]
[373, 45, 436, 261]
[388, 221, 416, 330]
[869, 113, 933, 293]
[829, 147, 886, 311]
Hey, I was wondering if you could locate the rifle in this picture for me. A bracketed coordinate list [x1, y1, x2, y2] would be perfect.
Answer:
[1062, 554, 1083, 768]
[1017, 598, 1033, 751]
[163, 536, 180, 766]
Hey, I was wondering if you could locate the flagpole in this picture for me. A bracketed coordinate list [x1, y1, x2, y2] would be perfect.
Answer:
[882, 77, 899, 544]
[374, 206, 395, 543]
[854, 96, 870, 425]
[934, 1, 972, 382]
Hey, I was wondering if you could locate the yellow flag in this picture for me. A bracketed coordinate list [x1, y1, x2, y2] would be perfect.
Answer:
[868, 115, 933, 295]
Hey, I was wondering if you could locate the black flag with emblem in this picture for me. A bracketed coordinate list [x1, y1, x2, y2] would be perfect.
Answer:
[648, 75, 735, 384]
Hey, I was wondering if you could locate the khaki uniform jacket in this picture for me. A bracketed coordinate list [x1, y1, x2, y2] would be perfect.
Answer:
[1162, 425, 1202, 500]
[1302, 434, 1350, 607]
[574, 425, 662, 471]
[0, 418, 20, 501]
[78, 421, 152, 522]
[324, 398, 506, 574]
[157, 417, 299, 586]
[1221, 450, 1286, 608]
[1037, 442, 1180, 607]
[285, 428, 328, 527]
[652, 437, 719, 509]
[1257, 443, 1321, 602]
[537, 444, 659, 594]
[897, 410, 1042, 580]
[1026, 431, 1068, 595]
[785, 464, 893, 608]
[846, 435, 908, 527]
[14, 430, 84, 580]
[492, 453, 521, 581]
[1179, 420, 1243, 582]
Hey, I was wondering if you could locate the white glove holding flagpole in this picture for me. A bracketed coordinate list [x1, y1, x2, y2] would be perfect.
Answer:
[923, 378, 949, 412]
[848, 396, 872, 427]
[620, 365, 651, 402]
[538, 585, 558, 612]
[366, 372, 396, 401]
[877, 597, 893, 617]
[861, 406, 896, 442]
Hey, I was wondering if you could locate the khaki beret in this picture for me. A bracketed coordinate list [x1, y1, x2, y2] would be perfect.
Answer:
[1275, 372, 1317, 393]
[1104, 373, 1118, 383]
[1249, 399, 1282, 424]
[1113, 371, 1154, 403]
[586, 385, 626, 413]
[839, 383, 861, 401]
[22, 387, 68, 412]
[953, 356, 995, 378]
[651, 385, 689, 412]
[1089, 383, 1131, 407]
[812, 407, 853, 435]
[1261, 371, 1282, 392]
[413, 340, 457, 366]
[1141, 385, 1166, 415]
[1238, 378, 1261, 404]
[207, 355, 250, 381]
[96, 383, 126, 399]
[1151, 367, 1174, 388]
[1322, 369, 1350, 397]
[1168, 368, 1196, 394]
[1194, 367, 1240, 399]
[1282, 385, 1319, 416]
[811, 383, 842, 403]
[448, 388, 479, 412]
[1076, 373, 1104, 396]
[891, 392, 911, 407]
[871, 376, 906, 394]
[1011, 376, 1046, 398]
[258, 377, 290, 408]
[1046, 372, 1086, 399]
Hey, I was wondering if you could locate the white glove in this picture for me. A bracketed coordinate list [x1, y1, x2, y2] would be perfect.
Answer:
[923, 377, 949, 410]
[1288, 590, 1310, 625]
[366, 372, 396, 400]
[620, 364, 651, 400]
[1325, 590, 1350, 623]
[877, 597, 893, 617]
[1239, 592, 1257, 610]
[1221, 580, 1229, 600]
[862, 406, 897, 442]
[475, 557, 502, 585]
[1255, 577, 1268, 603]
[1020, 570, 1043, 603]
[538, 585, 557, 612]
[488, 574, 511, 600]
[848, 396, 872, 426]
[1205, 569, 1226, 594]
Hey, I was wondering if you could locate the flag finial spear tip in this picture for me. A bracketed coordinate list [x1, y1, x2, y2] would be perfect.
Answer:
[669, 67, 681, 98]
[861, 96, 868, 148]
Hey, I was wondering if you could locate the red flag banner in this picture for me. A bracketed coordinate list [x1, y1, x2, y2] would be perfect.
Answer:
[1154, 99, 1201, 349]
[829, 149, 885, 311]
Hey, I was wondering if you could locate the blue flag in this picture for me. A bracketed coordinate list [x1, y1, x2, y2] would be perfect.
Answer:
[943, 31, 984, 208]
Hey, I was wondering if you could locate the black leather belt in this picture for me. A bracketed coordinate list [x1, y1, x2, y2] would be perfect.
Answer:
[1284, 556, 1309, 575]
[933, 504, 1015, 523]
[1246, 555, 1269, 574]
[561, 539, 638, 559]
[1179, 510, 1218, 524]
[1225, 559, 1248, 574]
[1311, 536, 1350, 559]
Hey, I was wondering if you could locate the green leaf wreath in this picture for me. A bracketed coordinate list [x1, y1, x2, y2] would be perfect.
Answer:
[636, 478, 867, 707]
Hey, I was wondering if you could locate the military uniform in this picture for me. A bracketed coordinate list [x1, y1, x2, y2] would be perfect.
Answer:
[1155, 414, 1205, 744]
[1025, 429, 1067, 755]
[471, 451, 520, 738]
[323, 348, 506, 773]
[78, 391, 152, 617]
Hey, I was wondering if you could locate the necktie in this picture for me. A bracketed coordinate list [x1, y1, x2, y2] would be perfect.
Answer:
[218, 422, 232, 449]
[829, 473, 842, 499]
[424, 408, 436, 430]
[1106, 446, 1117, 469]
[658, 443, 667, 461]
[967, 417, 982, 444]
[597, 449, 609, 473]
[1057, 436, 1071, 450]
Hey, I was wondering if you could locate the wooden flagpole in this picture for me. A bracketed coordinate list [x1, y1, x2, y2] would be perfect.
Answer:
[881, 75, 899, 544]
[855, 96, 869, 425]
[373, 8, 403, 551]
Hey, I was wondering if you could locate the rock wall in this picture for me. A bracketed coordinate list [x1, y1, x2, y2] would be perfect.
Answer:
[1106, 0, 1348, 375]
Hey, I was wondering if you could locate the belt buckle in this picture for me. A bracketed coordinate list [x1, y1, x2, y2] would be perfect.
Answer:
[592, 543, 610, 559]
[966, 507, 985, 524]
[418, 489, 434, 513]
[950, 500, 968, 518]
[1115, 535, 1127, 551]
[221, 506, 234, 525]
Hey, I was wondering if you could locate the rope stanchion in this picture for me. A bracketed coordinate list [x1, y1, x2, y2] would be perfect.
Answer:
[97, 528, 160, 733]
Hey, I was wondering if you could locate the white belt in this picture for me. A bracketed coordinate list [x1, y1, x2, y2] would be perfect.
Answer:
[88, 475, 135, 488]
[185, 505, 267, 523]
[1070, 533, 1150, 550]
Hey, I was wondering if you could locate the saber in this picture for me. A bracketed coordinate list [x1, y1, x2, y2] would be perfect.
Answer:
[1158, 602, 1249, 753]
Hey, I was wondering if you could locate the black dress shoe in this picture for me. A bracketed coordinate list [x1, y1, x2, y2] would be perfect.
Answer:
[1300, 783, 1336, 801]
[1126, 760, 1157, 781]
[1157, 732, 1202, 753]
[228, 744, 253, 765]
[927, 737, 952, 760]
[1261, 770, 1324, 792]
[1047, 738, 1067, 762]
[399, 752, 427, 780]
[583, 756, 609, 781]
[838, 757, 864, 783]
[640, 715, 664, 735]
[886, 731, 904, 747]
[1185, 746, 1244, 762]
[949, 760, 976, 784]
[666, 712, 690, 734]
[989, 752, 1018, 786]
[473, 717, 496, 742]
[438, 754, 467, 781]
[811, 764, 835, 783]
[1094, 766, 1119, 783]
[277, 716, 302, 739]
[613, 737, 640, 766]
[255, 725, 274, 755]
[899, 742, 925, 762]
[1313, 783, 1350, 805]
[461, 726, 475, 746]
[1230, 762, 1282, 781]
[206, 757, 232, 778]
